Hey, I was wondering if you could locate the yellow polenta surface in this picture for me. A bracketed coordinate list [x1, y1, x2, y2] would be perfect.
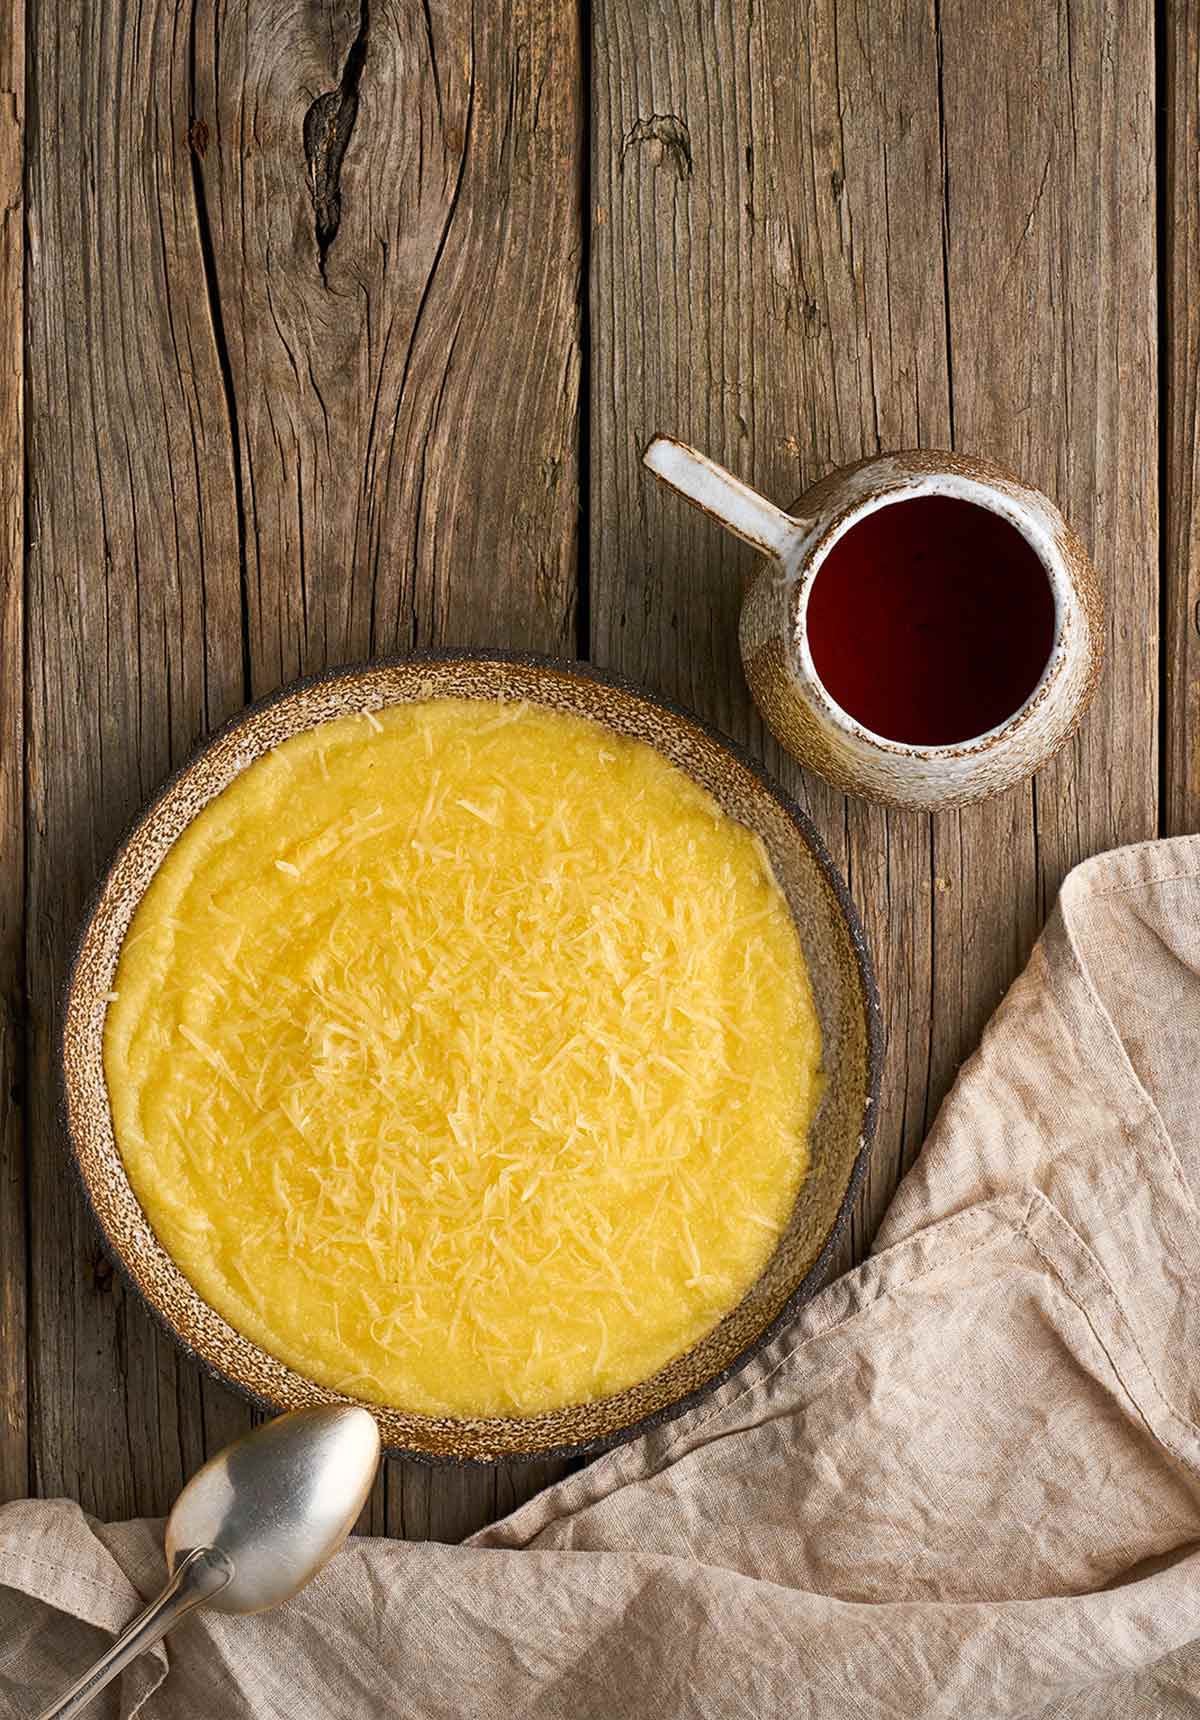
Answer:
[104, 699, 823, 1417]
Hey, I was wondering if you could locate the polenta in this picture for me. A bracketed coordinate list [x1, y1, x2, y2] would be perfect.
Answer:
[104, 699, 822, 1417]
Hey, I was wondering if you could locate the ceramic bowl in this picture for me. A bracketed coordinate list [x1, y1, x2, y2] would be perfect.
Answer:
[62, 652, 882, 1463]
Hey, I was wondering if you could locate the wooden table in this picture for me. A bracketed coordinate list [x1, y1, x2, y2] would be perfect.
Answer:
[0, 0, 1192, 1543]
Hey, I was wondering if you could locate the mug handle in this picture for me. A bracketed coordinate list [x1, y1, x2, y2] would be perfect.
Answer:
[642, 436, 808, 561]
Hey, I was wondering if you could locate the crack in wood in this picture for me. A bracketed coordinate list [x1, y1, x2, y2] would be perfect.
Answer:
[304, 0, 370, 282]
[187, 13, 249, 698]
[931, 0, 955, 445]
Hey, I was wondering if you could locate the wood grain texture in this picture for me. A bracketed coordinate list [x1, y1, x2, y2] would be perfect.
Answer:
[25, 0, 247, 1521]
[25, 0, 580, 1541]
[192, 0, 582, 687]
[589, 0, 1158, 1268]
[0, 0, 26, 1508]
[1164, 0, 1200, 838]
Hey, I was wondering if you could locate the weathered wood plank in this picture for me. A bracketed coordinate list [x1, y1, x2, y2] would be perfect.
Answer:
[0, 0, 26, 1508]
[192, 0, 582, 1543]
[1165, 0, 1200, 839]
[24, 0, 248, 1520]
[192, 0, 582, 686]
[590, 0, 1157, 1273]
[26, 0, 581, 1542]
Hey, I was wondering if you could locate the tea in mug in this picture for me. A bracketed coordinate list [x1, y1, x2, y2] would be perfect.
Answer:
[805, 497, 1056, 747]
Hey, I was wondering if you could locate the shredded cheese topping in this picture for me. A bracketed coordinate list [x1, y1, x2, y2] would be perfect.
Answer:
[104, 699, 823, 1416]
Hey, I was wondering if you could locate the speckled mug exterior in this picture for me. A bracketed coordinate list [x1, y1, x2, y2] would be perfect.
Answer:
[62, 653, 882, 1465]
[645, 441, 1104, 811]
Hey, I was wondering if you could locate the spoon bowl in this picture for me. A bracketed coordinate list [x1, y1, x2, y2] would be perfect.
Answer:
[166, 1404, 382, 1614]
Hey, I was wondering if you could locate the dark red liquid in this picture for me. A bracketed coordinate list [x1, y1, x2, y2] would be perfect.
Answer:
[805, 496, 1055, 747]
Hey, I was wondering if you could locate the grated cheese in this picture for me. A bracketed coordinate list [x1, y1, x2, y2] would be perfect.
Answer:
[104, 698, 823, 1418]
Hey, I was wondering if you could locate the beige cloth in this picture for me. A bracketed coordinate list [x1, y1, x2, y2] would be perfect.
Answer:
[5, 836, 1200, 1719]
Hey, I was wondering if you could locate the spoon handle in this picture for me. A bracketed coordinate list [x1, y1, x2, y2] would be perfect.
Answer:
[36, 1545, 234, 1720]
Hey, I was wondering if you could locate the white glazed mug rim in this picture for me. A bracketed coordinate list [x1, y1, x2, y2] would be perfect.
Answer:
[784, 468, 1074, 760]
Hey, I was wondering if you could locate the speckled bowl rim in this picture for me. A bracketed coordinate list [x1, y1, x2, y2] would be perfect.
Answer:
[61, 650, 884, 1467]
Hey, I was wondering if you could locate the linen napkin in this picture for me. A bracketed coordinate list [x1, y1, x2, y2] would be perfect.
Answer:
[3, 835, 1200, 1719]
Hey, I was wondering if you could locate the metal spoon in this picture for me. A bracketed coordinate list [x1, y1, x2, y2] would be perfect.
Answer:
[37, 1404, 381, 1719]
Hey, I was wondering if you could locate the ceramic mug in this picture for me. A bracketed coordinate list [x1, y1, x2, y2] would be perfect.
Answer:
[643, 438, 1104, 811]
